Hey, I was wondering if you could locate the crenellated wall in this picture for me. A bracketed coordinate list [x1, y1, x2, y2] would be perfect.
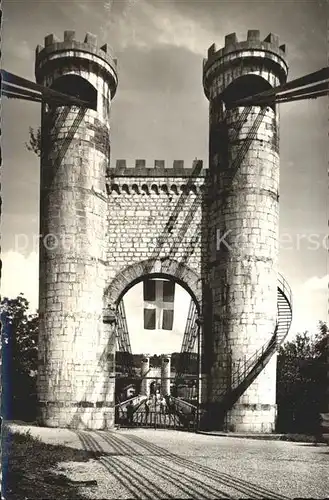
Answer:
[36, 28, 289, 433]
[105, 159, 207, 308]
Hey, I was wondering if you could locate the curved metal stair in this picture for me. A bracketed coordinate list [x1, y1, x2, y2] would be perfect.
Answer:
[173, 274, 292, 431]
[212, 273, 293, 419]
[276, 273, 293, 347]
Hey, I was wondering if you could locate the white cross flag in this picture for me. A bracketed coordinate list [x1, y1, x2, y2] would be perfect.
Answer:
[143, 279, 175, 330]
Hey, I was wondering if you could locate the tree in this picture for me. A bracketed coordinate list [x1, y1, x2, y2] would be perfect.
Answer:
[25, 126, 41, 157]
[314, 321, 329, 360]
[276, 324, 328, 434]
[1, 294, 39, 421]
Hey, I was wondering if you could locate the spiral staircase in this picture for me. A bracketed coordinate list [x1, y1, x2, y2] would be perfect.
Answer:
[213, 273, 293, 416]
[173, 273, 293, 429]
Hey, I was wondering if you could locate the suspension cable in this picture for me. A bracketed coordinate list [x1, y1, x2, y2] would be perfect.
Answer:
[1, 70, 90, 107]
[230, 67, 329, 107]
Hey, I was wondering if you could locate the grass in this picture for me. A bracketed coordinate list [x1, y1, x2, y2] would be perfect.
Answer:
[1, 430, 101, 500]
[278, 433, 328, 443]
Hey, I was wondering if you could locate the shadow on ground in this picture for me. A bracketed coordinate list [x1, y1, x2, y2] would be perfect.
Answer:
[73, 430, 290, 500]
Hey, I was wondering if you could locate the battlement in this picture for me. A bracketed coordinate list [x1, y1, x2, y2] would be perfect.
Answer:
[204, 30, 287, 76]
[36, 30, 116, 60]
[107, 159, 207, 178]
[35, 30, 118, 93]
[203, 30, 288, 99]
[206, 30, 286, 61]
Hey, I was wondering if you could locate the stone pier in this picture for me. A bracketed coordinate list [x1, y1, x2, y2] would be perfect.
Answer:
[140, 355, 151, 397]
[161, 355, 172, 396]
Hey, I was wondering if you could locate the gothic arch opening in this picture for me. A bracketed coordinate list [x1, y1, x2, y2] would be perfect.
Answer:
[50, 74, 97, 110]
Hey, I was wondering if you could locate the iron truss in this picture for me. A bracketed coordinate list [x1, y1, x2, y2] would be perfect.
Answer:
[229, 67, 329, 107]
[2, 67, 328, 109]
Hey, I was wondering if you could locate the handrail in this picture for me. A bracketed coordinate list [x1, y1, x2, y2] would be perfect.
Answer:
[167, 395, 197, 411]
[115, 394, 146, 409]
[229, 276, 292, 386]
[223, 325, 278, 396]
[166, 396, 197, 428]
[277, 272, 293, 310]
[216, 275, 293, 406]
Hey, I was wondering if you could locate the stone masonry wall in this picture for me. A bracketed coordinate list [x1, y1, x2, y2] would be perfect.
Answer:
[210, 107, 280, 432]
[36, 28, 291, 434]
[36, 31, 118, 430]
[203, 31, 288, 432]
[105, 161, 206, 307]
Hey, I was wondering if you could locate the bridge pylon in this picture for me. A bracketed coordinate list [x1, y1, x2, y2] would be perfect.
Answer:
[202, 31, 289, 432]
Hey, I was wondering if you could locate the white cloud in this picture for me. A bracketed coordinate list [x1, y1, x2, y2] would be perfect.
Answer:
[1, 251, 39, 312]
[99, 0, 218, 55]
[4, 38, 33, 62]
[303, 274, 329, 291]
[289, 316, 320, 340]
[286, 276, 328, 340]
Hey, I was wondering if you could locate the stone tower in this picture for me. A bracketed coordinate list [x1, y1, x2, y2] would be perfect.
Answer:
[35, 31, 118, 429]
[34, 27, 292, 433]
[202, 31, 288, 431]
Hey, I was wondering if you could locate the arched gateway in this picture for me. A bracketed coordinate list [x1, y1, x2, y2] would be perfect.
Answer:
[104, 260, 203, 430]
[104, 258, 202, 311]
[36, 30, 292, 433]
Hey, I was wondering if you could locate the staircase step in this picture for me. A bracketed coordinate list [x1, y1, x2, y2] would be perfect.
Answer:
[218, 282, 292, 414]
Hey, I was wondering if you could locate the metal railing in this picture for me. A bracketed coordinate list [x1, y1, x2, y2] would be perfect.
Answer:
[216, 274, 293, 407]
[278, 272, 293, 312]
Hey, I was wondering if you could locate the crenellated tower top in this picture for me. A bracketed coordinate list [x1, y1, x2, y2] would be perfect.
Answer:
[35, 30, 118, 98]
[203, 30, 288, 101]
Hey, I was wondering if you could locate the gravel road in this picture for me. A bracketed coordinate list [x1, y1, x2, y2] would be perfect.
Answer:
[7, 424, 329, 499]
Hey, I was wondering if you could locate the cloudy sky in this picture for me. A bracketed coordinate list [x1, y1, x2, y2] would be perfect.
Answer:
[1, 0, 328, 352]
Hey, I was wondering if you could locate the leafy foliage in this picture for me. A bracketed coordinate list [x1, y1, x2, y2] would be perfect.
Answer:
[2, 292, 327, 435]
[276, 323, 328, 434]
[25, 126, 41, 157]
[314, 321, 329, 360]
[1, 294, 39, 420]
